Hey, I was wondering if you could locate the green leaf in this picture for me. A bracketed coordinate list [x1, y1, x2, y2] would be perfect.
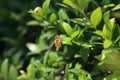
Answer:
[29, 7, 43, 21]
[48, 52, 59, 66]
[103, 11, 110, 23]
[103, 39, 112, 48]
[58, 9, 69, 21]
[102, 0, 111, 5]
[103, 18, 115, 40]
[90, 36, 101, 43]
[112, 24, 120, 43]
[71, 18, 91, 27]
[43, 50, 50, 67]
[1, 59, 9, 78]
[47, 26, 55, 29]
[62, 22, 73, 36]
[94, 30, 105, 38]
[33, 7, 43, 15]
[103, 22, 112, 40]
[79, 48, 90, 61]
[9, 65, 18, 80]
[49, 13, 57, 23]
[42, 0, 50, 16]
[41, 67, 55, 72]
[112, 4, 120, 11]
[69, 68, 88, 80]
[69, 68, 80, 74]
[71, 30, 79, 39]
[108, 18, 115, 32]
[26, 20, 40, 26]
[77, 0, 90, 10]
[65, 64, 69, 79]
[81, 43, 92, 48]
[114, 35, 120, 44]
[27, 64, 35, 78]
[61, 35, 72, 45]
[107, 4, 115, 8]
[106, 71, 120, 79]
[90, 7, 102, 28]
[26, 43, 39, 53]
[12, 52, 22, 65]
[75, 63, 82, 69]
[78, 73, 85, 80]
[63, 0, 78, 10]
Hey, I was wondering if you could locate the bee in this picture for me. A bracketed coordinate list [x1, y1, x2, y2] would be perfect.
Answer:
[54, 35, 62, 48]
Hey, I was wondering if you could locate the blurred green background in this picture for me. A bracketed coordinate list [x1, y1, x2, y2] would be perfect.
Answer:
[0, 0, 45, 74]
[0, 0, 43, 59]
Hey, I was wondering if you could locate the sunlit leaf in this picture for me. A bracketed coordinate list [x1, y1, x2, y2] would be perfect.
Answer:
[90, 7, 102, 28]
[29, 7, 43, 21]
[103, 18, 115, 40]
[103, 39, 112, 48]
[26, 43, 39, 53]
[49, 13, 57, 23]
[112, 4, 120, 11]
[42, 0, 50, 16]
[26, 20, 40, 26]
[71, 30, 79, 39]
[41, 67, 55, 72]
[94, 30, 105, 38]
[75, 63, 82, 69]
[103, 11, 110, 23]
[62, 22, 73, 36]
[33, 7, 43, 15]
[60, 35, 72, 45]
[27, 64, 35, 78]
[48, 52, 59, 66]
[58, 9, 69, 21]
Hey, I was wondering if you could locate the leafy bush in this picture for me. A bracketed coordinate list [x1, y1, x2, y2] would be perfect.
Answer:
[1, 0, 120, 80]
[17, 0, 120, 79]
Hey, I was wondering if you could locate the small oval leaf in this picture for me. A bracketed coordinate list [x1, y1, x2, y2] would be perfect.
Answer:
[42, 0, 50, 16]
[71, 30, 79, 38]
[58, 9, 69, 21]
[103, 39, 112, 48]
[90, 7, 102, 28]
[50, 13, 57, 23]
[62, 22, 73, 36]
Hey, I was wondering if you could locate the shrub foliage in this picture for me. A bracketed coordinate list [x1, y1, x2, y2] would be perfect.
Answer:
[0, 0, 120, 80]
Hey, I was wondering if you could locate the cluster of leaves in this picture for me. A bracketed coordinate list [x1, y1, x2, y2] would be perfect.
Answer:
[0, 0, 120, 80]
[17, 0, 120, 80]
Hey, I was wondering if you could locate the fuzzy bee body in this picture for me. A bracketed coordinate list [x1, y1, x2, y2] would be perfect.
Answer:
[54, 35, 62, 48]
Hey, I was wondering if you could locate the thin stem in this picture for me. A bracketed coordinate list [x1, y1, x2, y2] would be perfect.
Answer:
[73, 0, 96, 29]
